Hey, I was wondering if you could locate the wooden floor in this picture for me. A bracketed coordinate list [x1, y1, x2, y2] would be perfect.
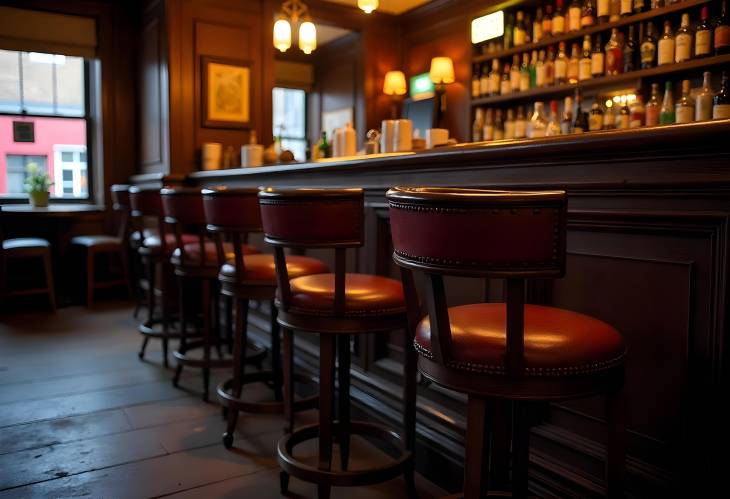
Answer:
[0, 301, 445, 498]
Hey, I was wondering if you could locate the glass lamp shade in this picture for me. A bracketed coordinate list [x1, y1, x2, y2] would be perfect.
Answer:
[429, 57, 455, 85]
[299, 21, 317, 54]
[383, 71, 407, 96]
[358, 0, 379, 13]
[273, 18, 291, 52]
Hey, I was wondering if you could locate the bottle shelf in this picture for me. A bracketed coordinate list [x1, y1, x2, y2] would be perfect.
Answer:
[470, 53, 730, 106]
[472, 0, 713, 64]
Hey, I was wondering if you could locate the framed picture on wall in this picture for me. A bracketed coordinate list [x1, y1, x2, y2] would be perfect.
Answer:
[201, 56, 251, 129]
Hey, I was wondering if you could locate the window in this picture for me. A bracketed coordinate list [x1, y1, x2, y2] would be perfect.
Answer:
[0, 49, 90, 200]
[272, 87, 307, 161]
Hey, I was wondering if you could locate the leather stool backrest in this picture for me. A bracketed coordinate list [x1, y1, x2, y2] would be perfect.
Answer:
[129, 186, 166, 252]
[386, 187, 567, 378]
[258, 187, 364, 315]
[160, 187, 208, 266]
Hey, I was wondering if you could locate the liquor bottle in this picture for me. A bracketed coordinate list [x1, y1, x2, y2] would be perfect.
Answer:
[494, 109, 505, 140]
[660, 81, 675, 124]
[657, 20, 675, 66]
[568, 42, 581, 83]
[598, 0, 610, 23]
[527, 101, 549, 138]
[633, 0, 644, 14]
[713, 71, 730, 119]
[501, 64, 512, 95]
[504, 13, 514, 50]
[620, 0, 632, 17]
[520, 53, 531, 92]
[573, 88, 589, 133]
[695, 71, 713, 121]
[483, 108, 495, 140]
[675, 79, 695, 124]
[515, 105, 527, 138]
[650, 0, 662, 7]
[641, 22, 657, 68]
[547, 100, 562, 135]
[695, 6, 712, 58]
[603, 101, 616, 129]
[534, 8, 544, 43]
[514, 11, 527, 46]
[529, 50, 538, 88]
[543, 5, 554, 37]
[504, 108, 516, 139]
[556, 41, 569, 83]
[581, 0, 595, 28]
[545, 46, 556, 86]
[472, 108, 484, 142]
[675, 13, 693, 63]
[561, 95, 574, 134]
[525, 13, 533, 43]
[489, 59, 501, 96]
[715, 0, 730, 55]
[623, 25, 637, 73]
[579, 35, 593, 81]
[569, 0, 582, 32]
[589, 100, 604, 130]
[645, 82, 661, 126]
[630, 95, 645, 128]
[471, 65, 480, 98]
[592, 34, 605, 77]
[318, 131, 331, 158]
[480, 63, 490, 97]
[610, 0, 621, 22]
[511, 55, 521, 91]
[618, 97, 631, 129]
[605, 28, 623, 75]
[536, 50, 547, 87]
[553, 0, 566, 34]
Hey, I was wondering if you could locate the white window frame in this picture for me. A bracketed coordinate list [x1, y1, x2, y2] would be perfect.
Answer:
[53, 144, 87, 198]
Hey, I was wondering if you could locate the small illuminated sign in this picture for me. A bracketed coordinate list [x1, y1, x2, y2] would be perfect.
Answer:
[410, 73, 434, 100]
[471, 10, 504, 44]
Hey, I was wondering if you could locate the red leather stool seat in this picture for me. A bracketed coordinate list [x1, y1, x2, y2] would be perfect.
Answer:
[282, 273, 405, 317]
[142, 233, 199, 251]
[219, 254, 328, 283]
[170, 241, 259, 267]
[415, 303, 625, 377]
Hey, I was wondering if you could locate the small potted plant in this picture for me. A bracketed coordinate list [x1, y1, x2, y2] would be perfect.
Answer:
[24, 162, 53, 208]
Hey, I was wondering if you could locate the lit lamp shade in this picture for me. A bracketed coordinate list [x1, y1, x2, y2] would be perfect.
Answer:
[273, 18, 291, 52]
[429, 57, 455, 85]
[299, 21, 317, 55]
[383, 71, 407, 96]
[358, 0, 379, 13]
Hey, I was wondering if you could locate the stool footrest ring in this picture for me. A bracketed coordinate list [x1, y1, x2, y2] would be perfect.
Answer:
[173, 341, 266, 369]
[217, 374, 318, 414]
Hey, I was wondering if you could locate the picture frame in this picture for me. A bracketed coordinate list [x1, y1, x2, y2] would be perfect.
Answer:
[201, 56, 251, 129]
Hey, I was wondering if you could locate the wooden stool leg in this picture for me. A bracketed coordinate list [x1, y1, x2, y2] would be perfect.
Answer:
[337, 334, 351, 471]
[160, 263, 170, 368]
[606, 382, 626, 499]
[172, 276, 186, 387]
[42, 251, 56, 312]
[119, 248, 132, 298]
[201, 279, 212, 401]
[223, 297, 248, 448]
[318, 333, 336, 499]
[271, 306, 283, 402]
[225, 296, 233, 354]
[402, 322, 418, 498]
[464, 396, 491, 499]
[490, 399, 512, 490]
[86, 248, 95, 307]
[512, 402, 531, 499]
[283, 326, 295, 433]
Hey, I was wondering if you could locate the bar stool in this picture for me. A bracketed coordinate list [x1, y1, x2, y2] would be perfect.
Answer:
[129, 186, 195, 366]
[258, 187, 418, 499]
[112, 184, 146, 318]
[387, 187, 626, 499]
[201, 186, 327, 448]
[162, 187, 264, 401]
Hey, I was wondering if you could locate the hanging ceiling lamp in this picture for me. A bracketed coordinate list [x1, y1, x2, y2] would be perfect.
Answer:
[274, 0, 317, 55]
[358, 0, 379, 13]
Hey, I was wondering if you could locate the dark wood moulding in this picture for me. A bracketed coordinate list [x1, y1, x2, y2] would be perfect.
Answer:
[136, 120, 730, 497]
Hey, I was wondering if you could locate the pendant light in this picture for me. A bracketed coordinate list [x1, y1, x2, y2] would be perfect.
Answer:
[273, 17, 292, 52]
[358, 0, 379, 13]
[274, 0, 317, 55]
[299, 20, 317, 54]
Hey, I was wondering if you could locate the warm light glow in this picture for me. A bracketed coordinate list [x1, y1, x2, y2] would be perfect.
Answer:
[605, 99, 613, 108]
[358, 0, 379, 14]
[429, 57, 455, 85]
[273, 18, 291, 52]
[298, 21, 317, 54]
[471, 11, 504, 44]
[383, 71, 407, 96]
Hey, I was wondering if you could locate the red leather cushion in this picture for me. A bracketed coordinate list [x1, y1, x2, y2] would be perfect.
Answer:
[219, 254, 328, 283]
[71, 235, 121, 248]
[171, 241, 259, 267]
[284, 273, 405, 317]
[415, 303, 625, 376]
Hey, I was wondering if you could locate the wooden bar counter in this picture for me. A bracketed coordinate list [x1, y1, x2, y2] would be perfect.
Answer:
[163, 120, 729, 498]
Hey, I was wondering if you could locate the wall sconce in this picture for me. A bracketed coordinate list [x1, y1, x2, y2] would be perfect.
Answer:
[274, 0, 317, 54]
[273, 18, 292, 52]
[429, 57, 455, 128]
[358, 0, 379, 13]
[383, 70, 406, 119]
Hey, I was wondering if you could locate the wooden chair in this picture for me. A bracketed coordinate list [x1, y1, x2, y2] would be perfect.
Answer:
[387, 187, 626, 499]
[0, 206, 56, 311]
[258, 187, 417, 499]
[70, 184, 132, 306]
